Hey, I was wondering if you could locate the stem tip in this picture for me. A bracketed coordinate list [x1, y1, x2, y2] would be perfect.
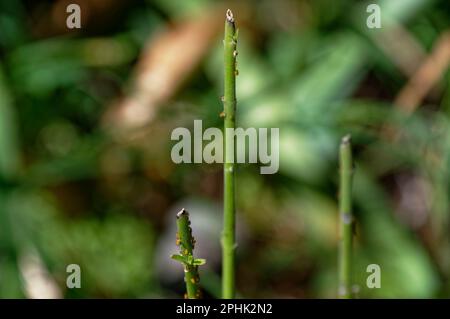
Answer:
[226, 9, 234, 23]
[177, 208, 189, 219]
[341, 134, 352, 145]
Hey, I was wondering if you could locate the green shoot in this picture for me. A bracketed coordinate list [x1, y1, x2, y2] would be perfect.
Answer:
[222, 8, 238, 299]
[338, 134, 354, 299]
[171, 208, 206, 299]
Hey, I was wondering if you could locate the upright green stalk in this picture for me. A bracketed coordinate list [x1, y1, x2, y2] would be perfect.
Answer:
[222, 9, 238, 299]
[338, 135, 354, 299]
[171, 209, 205, 299]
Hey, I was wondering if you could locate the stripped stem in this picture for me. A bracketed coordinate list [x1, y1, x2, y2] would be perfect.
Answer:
[222, 8, 238, 299]
[338, 134, 354, 299]
[171, 208, 205, 299]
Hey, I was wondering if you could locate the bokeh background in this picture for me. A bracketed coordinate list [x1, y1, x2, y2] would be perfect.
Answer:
[0, 0, 450, 298]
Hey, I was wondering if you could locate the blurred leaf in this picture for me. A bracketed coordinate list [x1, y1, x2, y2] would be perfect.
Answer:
[0, 64, 20, 179]
[354, 168, 440, 297]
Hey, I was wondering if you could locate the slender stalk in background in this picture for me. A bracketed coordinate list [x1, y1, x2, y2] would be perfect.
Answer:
[338, 134, 354, 299]
[222, 8, 238, 299]
[171, 208, 205, 299]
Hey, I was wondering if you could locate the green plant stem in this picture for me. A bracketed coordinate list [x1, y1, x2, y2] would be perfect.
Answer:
[222, 8, 237, 299]
[338, 134, 354, 299]
[173, 209, 204, 299]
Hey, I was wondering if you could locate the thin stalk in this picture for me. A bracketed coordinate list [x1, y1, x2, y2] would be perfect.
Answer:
[222, 8, 238, 299]
[338, 134, 354, 299]
[171, 208, 205, 299]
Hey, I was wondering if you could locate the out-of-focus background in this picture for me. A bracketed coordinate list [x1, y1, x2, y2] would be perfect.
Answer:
[0, 0, 449, 298]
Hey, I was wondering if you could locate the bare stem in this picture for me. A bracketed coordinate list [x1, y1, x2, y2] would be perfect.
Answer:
[338, 134, 354, 299]
[222, 8, 237, 299]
